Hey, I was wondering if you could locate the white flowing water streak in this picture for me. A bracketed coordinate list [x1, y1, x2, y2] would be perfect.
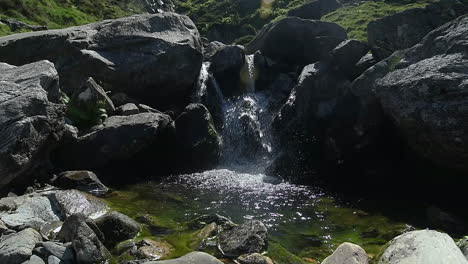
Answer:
[245, 54, 256, 93]
[194, 62, 211, 102]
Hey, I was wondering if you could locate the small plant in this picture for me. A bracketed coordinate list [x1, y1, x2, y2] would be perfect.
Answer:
[66, 96, 108, 129]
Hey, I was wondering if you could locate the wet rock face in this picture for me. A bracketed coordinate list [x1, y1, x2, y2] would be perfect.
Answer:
[218, 220, 268, 257]
[0, 60, 65, 192]
[208, 44, 246, 97]
[322, 242, 368, 264]
[246, 17, 347, 66]
[0, 13, 203, 109]
[377, 230, 468, 264]
[367, 0, 468, 60]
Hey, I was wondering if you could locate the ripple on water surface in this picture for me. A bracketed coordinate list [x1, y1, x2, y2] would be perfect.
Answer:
[106, 169, 408, 261]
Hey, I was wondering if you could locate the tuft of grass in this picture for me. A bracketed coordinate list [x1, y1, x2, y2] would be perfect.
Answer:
[322, 0, 435, 42]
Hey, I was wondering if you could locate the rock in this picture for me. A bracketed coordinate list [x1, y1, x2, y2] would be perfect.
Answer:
[287, 0, 340, 20]
[0, 228, 42, 264]
[329, 39, 369, 79]
[53, 113, 176, 176]
[53, 189, 109, 219]
[457, 236, 468, 259]
[39, 220, 63, 241]
[0, 13, 203, 109]
[246, 17, 347, 66]
[53, 171, 109, 196]
[47, 256, 61, 264]
[135, 239, 173, 260]
[352, 53, 376, 80]
[377, 230, 468, 264]
[322, 242, 368, 264]
[188, 214, 235, 230]
[72, 77, 115, 114]
[204, 41, 226, 59]
[0, 219, 8, 234]
[175, 104, 222, 170]
[110, 93, 138, 107]
[0, 18, 47, 32]
[138, 104, 163, 114]
[218, 220, 268, 257]
[370, 14, 468, 171]
[237, 253, 274, 264]
[117, 103, 140, 116]
[0, 60, 65, 192]
[72, 221, 110, 264]
[95, 211, 140, 248]
[367, 0, 468, 60]
[20, 255, 46, 264]
[208, 44, 246, 97]
[143, 251, 223, 264]
[38, 242, 74, 262]
[0, 194, 61, 231]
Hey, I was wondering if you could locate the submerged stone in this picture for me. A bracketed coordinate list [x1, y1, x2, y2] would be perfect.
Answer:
[218, 220, 268, 257]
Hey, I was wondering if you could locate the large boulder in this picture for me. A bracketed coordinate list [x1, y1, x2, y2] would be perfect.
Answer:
[208, 44, 246, 97]
[367, 0, 468, 60]
[328, 39, 369, 79]
[0, 13, 203, 109]
[53, 113, 176, 176]
[322, 242, 368, 264]
[144, 251, 223, 264]
[370, 14, 468, 171]
[246, 17, 347, 66]
[0, 60, 65, 192]
[0, 228, 42, 264]
[287, 0, 340, 20]
[53, 171, 109, 196]
[217, 220, 268, 257]
[95, 211, 140, 248]
[175, 104, 222, 170]
[377, 230, 468, 264]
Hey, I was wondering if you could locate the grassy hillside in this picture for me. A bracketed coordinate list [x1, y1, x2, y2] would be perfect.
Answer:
[322, 0, 435, 41]
[0, 0, 145, 36]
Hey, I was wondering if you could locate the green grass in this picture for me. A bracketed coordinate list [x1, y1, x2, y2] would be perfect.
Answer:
[0, 0, 144, 36]
[322, 0, 435, 42]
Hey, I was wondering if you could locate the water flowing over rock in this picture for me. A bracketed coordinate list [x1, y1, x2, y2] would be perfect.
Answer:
[377, 230, 468, 264]
[0, 13, 203, 109]
[0, 60, 65, 192]
[246, 17, 347, 66]
[367, 0, 468, 60]
[322, 242, 368, 264]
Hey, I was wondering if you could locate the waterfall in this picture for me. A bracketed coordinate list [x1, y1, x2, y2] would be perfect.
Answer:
[245, 54, 256, 93]
[194, 62, 211, 102]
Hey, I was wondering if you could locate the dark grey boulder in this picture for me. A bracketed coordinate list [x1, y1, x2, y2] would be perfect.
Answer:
[0, 13, 203, 109]
[246, 17, 346, 66]
[175, 104, 222, 170]
[217, 220, 268, 257]
[37, 242, 74, 262]
[0, 60, 65, 192]
[208, 45, 246, 97]
[287, 0, 340, 20]
[0, 228, 42, 264]
[367, 0, 468, 60]
[95, 211, 140, 248]
[110, 92, 138, 107]
[53, 171, 109, 196]
[53, 113, 176, 174]
[144, 251, 223, 264]
[329, 39, 369, 79]
[352, 53, 377, 80]
[117, 103, 140, 116]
